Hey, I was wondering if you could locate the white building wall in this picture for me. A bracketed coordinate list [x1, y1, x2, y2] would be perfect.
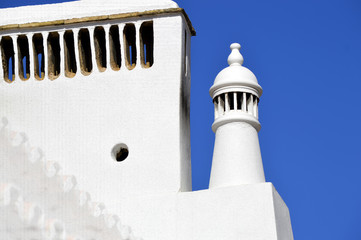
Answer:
[0, 14, 192, 215]
[179, 22, 192, 192]
[121, 183, 293, 240]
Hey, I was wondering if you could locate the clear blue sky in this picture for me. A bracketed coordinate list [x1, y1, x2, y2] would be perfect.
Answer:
[1, 0, 361, 239]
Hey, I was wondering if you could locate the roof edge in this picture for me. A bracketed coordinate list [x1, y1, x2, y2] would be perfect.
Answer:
[0, 7, 196, 36]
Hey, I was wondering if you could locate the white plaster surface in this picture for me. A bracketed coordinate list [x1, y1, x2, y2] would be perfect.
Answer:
[273, 189, 295, 240]
[120, 183, 293, 240]
[0, 14, 192, 216]
[210, 121, 265, 188]
[0, 119, 137, 240]
[0, 0, 179, 26]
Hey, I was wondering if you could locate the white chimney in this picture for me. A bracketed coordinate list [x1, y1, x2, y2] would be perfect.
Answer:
[209, 43, 265, 188]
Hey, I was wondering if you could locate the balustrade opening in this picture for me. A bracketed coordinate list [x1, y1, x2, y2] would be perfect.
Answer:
[246, 93, 253, 114]
[47, 32, 61, 80]
[32, 34, 45, 80]
[1, 20, 156, 82]
[124, 24, 137, 70]
[109, 25, 121, 71]
[64, 30, 77, 78]
[78, 28, 93, 75]
[17, 35, 30, 80]
[1, 36, 15, 82]
[229, 92, 235, 110]
[94, 26, 107, 72]
[140, 21, 154, 68]
[236, 92, 245, 111]
[213, 92, 259, 119]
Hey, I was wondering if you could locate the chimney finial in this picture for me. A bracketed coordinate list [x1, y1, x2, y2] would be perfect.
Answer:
[228, 43, 244, 66]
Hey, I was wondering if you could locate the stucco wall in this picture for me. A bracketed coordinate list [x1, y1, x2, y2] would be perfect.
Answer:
[0, 14, 192, 216]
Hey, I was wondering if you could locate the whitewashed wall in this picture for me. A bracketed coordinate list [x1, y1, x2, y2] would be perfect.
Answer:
[0, 13, 192, 218]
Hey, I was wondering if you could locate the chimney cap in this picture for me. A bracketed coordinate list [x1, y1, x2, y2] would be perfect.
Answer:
[210, 43, 262, 98]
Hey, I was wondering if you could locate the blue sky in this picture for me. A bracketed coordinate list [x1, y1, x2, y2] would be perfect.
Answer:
[1, 0, 361, 239]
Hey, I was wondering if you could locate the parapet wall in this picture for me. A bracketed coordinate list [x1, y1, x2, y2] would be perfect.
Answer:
[1, 21, 154, 82]
[0, 8, 195, 83]
[0, 10, 193, 217]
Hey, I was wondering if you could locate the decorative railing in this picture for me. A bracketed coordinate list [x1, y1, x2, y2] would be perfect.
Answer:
[0, 21, 154, 82]
[213, 92, 259, 119]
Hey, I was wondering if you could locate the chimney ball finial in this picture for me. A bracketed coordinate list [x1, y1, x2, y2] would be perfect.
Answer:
[228, 43, 244, 66]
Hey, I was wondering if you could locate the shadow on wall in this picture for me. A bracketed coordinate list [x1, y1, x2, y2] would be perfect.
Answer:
[0, 0, 76, 9]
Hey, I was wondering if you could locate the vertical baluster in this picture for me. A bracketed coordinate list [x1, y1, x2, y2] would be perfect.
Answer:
[255, 98, 259, 118]
[253, 97, 258, 118]
[248, 94, 254, 115]
[135, 22, 141, 67]
[73, 29, 81, 74]
[59, 31, 65, 78]
[242, 92, 247, 111]
[27, 33, 34, 80]
[214, 101, 219, 119]
[104, 25, 110, 72]
[233, 92, 237, 111]
[89, 27, 97, 73]
[119, 24, 125, 69]
[218, 95, 224, 116]
[225, 93, 230, 112]
[43, 32, 49, 79]
[12, 35, 19, 81]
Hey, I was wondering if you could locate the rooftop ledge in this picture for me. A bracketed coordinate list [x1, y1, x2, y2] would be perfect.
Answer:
[0, 8, 196, 36]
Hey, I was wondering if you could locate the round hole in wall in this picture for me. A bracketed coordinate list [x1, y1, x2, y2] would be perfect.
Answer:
[111, 143, 129, 162]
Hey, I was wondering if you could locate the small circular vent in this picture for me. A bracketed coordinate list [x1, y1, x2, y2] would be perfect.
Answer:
[111, 144, 129, 162]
